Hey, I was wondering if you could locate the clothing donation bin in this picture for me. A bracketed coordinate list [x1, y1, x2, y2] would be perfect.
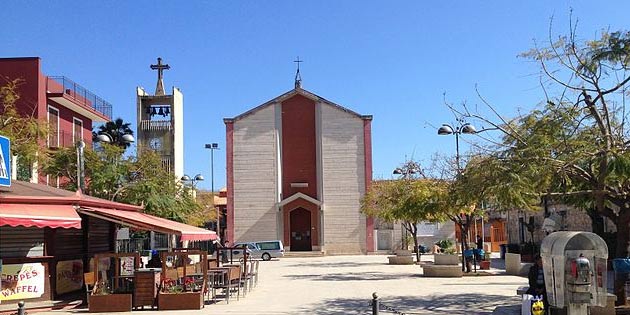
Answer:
[540, 232, 608, 315]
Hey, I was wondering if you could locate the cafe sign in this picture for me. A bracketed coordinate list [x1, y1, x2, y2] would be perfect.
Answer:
[0, 263, 45, 301]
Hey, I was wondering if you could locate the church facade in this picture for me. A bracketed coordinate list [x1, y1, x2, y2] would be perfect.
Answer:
[224, 85, 374, 254]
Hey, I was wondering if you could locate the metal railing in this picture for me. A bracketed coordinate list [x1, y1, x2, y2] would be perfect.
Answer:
[48, 130, 84, 148]
[47, 76, 112, 119]
[139, 120, 172, 131]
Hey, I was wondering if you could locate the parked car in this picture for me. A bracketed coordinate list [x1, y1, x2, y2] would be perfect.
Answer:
[233, 240, 284, 261]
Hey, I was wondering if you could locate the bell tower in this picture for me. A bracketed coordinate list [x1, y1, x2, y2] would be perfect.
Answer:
[136, 57, 184, 179]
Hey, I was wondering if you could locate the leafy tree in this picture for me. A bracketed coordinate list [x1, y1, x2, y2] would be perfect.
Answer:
[184, 190, 217, 228]
[44, 144, 200, 223]
[361, 161, 449, 262]
[92, 118, 134, 149]
[0, 79, 48, 176]
[456, 26, 630, 304]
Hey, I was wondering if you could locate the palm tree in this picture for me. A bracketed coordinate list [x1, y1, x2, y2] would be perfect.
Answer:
[93, 118, 134, 149]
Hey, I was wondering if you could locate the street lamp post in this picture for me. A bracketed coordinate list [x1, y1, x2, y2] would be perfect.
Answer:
[392, 161, 423, 252]
[77, 132, 134, 192]
[437, 122, 477, 272]
[204, 143, 220, 240]
[181, 174, 204, 190]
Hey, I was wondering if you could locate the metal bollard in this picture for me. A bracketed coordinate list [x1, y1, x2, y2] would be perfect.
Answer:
[372, 292, 379, 315]
[17, 301, 25, 315]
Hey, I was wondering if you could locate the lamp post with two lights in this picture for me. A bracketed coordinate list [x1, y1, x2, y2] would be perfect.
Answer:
[77, 132, 134, 192]
[437, 121, 478, 272]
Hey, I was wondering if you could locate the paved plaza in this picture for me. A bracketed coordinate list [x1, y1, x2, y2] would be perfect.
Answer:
[40, 255, 526, 315]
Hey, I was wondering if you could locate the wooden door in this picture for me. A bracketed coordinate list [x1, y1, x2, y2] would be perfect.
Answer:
[290, 208, 312, 251]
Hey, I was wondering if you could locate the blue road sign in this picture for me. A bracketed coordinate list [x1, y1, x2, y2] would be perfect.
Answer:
[0, 135, 11, 187]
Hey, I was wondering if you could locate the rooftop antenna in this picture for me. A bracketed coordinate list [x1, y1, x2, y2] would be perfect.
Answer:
[294, 56, 303, 89]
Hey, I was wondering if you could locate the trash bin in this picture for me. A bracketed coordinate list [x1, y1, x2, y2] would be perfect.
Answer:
[500, 244, 507, 259]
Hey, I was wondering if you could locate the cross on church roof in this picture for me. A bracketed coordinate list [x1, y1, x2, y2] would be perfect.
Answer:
[150, 57, 170, 96]
[294, 56, 303, 89]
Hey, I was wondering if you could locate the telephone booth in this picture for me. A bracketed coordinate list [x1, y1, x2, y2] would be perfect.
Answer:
[540, 231, 608, 312]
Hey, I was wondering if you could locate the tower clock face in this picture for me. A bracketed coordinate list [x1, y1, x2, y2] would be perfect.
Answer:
[149, 138, 162, 150]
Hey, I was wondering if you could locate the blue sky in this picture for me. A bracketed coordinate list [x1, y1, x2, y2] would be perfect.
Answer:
[2, 1, 629, 190]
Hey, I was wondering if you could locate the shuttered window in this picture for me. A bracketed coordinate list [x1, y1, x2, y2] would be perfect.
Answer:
[88, 217, 112, 255]
[0, 226, 45, 258]
[55, 228, 83, 258]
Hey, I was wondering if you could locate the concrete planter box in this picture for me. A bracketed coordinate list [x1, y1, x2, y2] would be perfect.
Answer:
[423, 264, 463, 277]
[388, 256, 414, 265]
[394, 249, 412, 256]
[434, 254, 459, 266]
[505, 253, 532, 276]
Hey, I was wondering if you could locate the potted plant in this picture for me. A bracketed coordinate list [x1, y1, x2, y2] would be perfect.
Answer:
[157, 251, 207, 310]
[89, 281, 133, 313]
[87, 253, 138, 313]
[434, 239, 459, 265]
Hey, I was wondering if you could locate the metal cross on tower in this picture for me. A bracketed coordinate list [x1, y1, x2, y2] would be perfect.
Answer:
[294, 56, 303, 89]
[150, 57, 170, 96]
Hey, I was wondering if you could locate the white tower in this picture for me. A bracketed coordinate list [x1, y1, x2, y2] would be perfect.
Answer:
[136, 57, 184, 179]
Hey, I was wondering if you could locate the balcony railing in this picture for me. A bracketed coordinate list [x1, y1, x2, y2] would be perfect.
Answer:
[46, 76, 112, 119]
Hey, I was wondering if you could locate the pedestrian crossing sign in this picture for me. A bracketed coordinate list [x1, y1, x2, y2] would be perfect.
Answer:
[0, 135, 11, 187]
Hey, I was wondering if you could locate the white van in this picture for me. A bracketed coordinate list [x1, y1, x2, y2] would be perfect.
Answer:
[233, 240, 284, 261]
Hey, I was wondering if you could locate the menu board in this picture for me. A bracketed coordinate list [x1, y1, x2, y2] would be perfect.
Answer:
[56, 260, 83, 295]
[120, 257, 135, 276]
[0, 263, 45, 302]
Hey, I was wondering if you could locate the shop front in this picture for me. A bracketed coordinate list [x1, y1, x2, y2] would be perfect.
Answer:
[0, 180, 216, 312]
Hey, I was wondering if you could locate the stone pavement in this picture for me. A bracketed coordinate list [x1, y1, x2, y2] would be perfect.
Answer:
[39, 254, 526, 315]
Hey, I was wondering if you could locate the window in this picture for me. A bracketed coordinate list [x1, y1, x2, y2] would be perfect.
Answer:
[73, 117, 83, 143]
[47, 106, 59, 147]
[256, 242, 280, 250]
[417, 222, 440, 236]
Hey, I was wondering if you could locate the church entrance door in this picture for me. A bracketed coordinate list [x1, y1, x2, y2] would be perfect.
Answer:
[290, 208, 312, 251]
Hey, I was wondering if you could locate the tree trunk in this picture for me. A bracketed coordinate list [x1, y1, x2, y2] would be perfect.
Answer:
[613, 210, 630, 306]
[412, 225, 420, 264]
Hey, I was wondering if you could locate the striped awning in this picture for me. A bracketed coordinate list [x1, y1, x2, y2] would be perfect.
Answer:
[0, 204, 82, 229]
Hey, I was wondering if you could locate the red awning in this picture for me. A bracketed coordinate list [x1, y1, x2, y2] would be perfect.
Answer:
[78, 207, 217, 241]
[0, 204, 82, 229]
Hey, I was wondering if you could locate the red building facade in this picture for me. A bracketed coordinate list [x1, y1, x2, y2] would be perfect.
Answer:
[0, 57, 111, 185]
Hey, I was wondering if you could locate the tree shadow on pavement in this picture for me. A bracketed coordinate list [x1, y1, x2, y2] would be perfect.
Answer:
[284, 271, 421, 281]
[296, 293, 520, 315]
[285, 261, 390, 268]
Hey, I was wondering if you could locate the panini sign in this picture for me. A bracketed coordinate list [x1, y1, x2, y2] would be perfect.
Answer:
[0, 135, 10, 187]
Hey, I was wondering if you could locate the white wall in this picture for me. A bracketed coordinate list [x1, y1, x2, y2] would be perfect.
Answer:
[320, 103, 366, 254]
[233, 105, 279, 242]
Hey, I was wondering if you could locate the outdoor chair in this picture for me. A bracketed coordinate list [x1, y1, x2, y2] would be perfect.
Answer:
[83, 272, 95, 304]
[243, 259, 258, 291]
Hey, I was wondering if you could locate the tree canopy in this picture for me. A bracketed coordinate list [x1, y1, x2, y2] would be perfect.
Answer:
[44, 144, 201, 223]
[92, 118, 134, 149]
[451, 26, 630, 304]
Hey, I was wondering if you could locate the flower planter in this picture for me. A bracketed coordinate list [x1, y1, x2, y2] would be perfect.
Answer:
[388, 255, 414, 265]
[158, 291, 203, 310]
[479, 260, 491, 270]
[434, 254, 460, 266]
[88, 294, 132, 313]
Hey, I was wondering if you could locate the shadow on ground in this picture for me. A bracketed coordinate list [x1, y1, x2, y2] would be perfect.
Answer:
[285, 261, 390, 268]
[284, 271, 421, 281]
[296, 293, 520, 315]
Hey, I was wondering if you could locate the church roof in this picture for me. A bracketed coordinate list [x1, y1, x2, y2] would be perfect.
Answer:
[224, 87, 372, 123]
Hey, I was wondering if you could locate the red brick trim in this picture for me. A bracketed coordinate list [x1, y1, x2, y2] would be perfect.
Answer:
[226, 121, 235, 244]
